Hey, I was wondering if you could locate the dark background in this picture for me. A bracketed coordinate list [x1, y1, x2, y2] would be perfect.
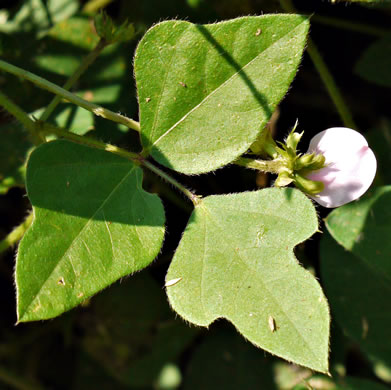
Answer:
[0, 0, 390, 389]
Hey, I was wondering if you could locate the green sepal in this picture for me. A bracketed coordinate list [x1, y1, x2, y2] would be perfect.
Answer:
[250, 128, 279, 158]
[285, 130, 303, 155]
[275, 171, 294, 187]
[293, 173, 324, 196]
[295, 153, 326, 174]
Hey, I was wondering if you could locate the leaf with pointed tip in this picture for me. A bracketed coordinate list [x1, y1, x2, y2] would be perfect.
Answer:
[16, 140, 165, 322]
[166, 188, 330, 373]
[135, 15, 309, 174]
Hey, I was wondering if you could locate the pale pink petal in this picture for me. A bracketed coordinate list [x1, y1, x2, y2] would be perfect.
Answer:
[306, 127, 377, 208]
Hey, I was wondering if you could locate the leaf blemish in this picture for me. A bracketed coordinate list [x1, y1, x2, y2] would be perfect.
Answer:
[255, 28, 262, 36]
[165, 277, 182, 287]
[268, 315, 276, 332]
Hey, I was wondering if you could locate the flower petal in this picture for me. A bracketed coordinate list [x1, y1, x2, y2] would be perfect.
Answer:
[306, 127, 377, 208]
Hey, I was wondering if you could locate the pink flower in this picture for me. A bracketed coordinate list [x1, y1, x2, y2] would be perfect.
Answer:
[306, 127, 377, 208]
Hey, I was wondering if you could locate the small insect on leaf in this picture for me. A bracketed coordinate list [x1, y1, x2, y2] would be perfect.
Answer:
[268, 315, 276, 332]
[178, 81, 187, 88]
[165, 277, 182, 287]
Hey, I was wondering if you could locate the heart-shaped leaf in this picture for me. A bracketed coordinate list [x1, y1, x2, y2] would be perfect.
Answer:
[166, 188, 330, 372]
[135, 15, 309, 174]
[16, 140, 165, 322]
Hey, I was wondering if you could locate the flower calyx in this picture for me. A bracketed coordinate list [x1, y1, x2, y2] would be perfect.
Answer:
[271, 124, 327, 195]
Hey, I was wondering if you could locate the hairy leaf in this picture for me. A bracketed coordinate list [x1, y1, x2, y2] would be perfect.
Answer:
[135, 15, 309, 174]
[166, 188, 329, 372]
[16, 140, 165, 322]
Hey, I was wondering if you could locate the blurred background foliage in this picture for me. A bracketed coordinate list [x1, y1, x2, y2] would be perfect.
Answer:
[1, 0, 391, 389]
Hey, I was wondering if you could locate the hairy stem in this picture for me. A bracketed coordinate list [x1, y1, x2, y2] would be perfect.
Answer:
[38, 121, 140, 160]
[39, 122, 199, 205]
[234, 157, 283, 174]
[40, 38, 108, 122]
[279, 0, 358, 130]
[0, 213, 33, 255]
[141, 159, 201, 207]
[0, 91, 44, 145]
[0, 59, 140, 132]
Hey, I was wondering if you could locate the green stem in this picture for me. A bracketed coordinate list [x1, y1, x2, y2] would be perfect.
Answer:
[0, 59, 140, 132]
[39, 122, 199, 206]
[0, 366, 44, 390]
[40, 38, 108, 122]
[137, 159, 201, 207]
[279, 0, 358, 130]
[312, 15, 389, 37]
[234, 157, 283, 174]
[37, 121, 140, 161]
[0, 91, 43, 145]
[0, 213, 33, 255]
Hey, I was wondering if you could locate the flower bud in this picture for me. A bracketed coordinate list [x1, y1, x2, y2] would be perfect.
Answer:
[293, 173, 325, 196]
[275, 171, 294, 187]
[250, 128, 279, 158]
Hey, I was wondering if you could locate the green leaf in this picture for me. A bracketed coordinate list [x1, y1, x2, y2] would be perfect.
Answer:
[326, 186, 391, 282]
[166, 188, 330, 372]
[0, 121, 32, 194]
[367, 122, 391, 185]
[135, 15, 309, 174]
[0, 0, 79, 37]
[183, 327, 276, 390]
[80, 272, 197, 388]
[355, 34, 391, 88]
[321, 187, 391, 368]
[16, 140, 165, 322]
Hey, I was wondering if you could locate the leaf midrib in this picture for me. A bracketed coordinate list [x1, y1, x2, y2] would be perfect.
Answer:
[19, 165, 137, 320]
[150, 18, 307, 148]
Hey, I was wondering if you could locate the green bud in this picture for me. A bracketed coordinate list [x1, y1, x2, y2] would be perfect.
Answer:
[295, 152, 326, 171]
[285, 130, 303, 155]
[275, 171, 293, 187]
[293, 173, 324, 196]
[250, 128, 279, 158]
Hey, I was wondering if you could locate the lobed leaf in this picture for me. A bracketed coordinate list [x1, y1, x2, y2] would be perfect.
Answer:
[135, 15, 309, 174]
[16, 140, 165, 322]
[166, 188, 330, 372]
